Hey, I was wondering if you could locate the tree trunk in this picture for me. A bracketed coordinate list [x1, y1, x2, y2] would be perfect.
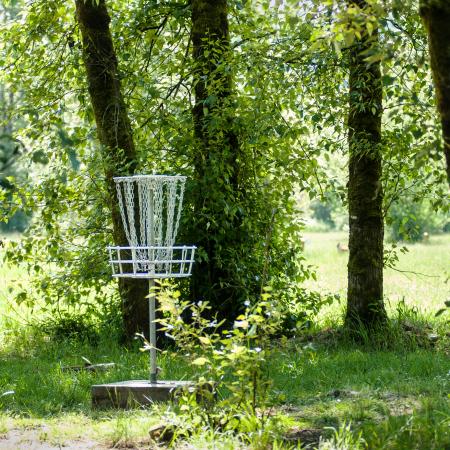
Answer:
[75, 0, 149, 341]
[345, 0, 387, 330]
[190, 0, 245, 322]
[420, 0, 450, 184]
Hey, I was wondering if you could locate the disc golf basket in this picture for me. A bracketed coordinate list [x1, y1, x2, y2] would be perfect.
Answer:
[92, 175, 196, 408]
[108, 175, 195, 280]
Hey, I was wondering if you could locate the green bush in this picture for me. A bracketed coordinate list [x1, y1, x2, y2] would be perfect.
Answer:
[387, 198, 447, 242]
[37, 313, 100, 344]
[155, 283, 289, 445]
[310, 199, 335, 228]
[309, 192, 347, 230]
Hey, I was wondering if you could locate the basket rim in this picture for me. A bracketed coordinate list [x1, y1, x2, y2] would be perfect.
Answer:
[113, 174, 186, 182]
[112, 273, 192, 279]
[107, 245, 196, 250]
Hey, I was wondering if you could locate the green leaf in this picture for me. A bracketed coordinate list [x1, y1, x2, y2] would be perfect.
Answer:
[192, 357, 209, 366]
[31, 150, 49, 165]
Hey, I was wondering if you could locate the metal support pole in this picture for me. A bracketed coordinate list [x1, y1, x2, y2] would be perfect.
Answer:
[149, 278, 157, 383]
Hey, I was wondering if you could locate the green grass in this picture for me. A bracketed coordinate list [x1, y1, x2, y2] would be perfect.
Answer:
[0, 334, 190, 447]
[303, 231, 450, 319]
[0, 331, 448, 448]
[0, 232, 449, 449]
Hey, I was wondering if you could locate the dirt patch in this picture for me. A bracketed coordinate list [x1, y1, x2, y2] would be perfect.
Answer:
[283, 427, 323, 448]
[0, 427, 103, 450]
[379, 393, 422, 417]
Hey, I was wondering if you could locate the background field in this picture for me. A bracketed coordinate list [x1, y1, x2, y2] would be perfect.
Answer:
[2, 231, 449, 324]
[303, 231, 450, 320]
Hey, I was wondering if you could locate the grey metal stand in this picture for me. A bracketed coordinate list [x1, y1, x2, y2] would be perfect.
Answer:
[149, 278, 157, 383]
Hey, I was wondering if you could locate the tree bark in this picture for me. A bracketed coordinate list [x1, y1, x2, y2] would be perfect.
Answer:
[420, 0, 450, 184]
[75, 0, 149, 341]
[190, 0, 245, 322]
[345, 0, 387, 330]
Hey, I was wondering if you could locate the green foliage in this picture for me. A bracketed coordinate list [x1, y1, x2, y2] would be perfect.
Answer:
[1, 158, 116, 318]
[0, 0, 321, 327]
[383, 242, 409, 269]
[310, 198, 336, 229]
[309, 192, 348, 231]
[36, 313, 100, 344]
[387, 197, 448, 242]
[155, 283, 288, 443]
[276, 288, 339, 337]
[0, 0, 448, 335]
[0, 90, 31, 233]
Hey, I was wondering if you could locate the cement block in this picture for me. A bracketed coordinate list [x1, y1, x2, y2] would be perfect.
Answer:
[91, 379, 194, 409]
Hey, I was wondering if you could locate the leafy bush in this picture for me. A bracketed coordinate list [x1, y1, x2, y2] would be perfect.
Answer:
[309, 192, 347, 231]
[37, 313, 100, 344]
[387, 198, 447, 242]
[310, 199, 335, 229]
[278, 288, 339, 337]
[153, 283, 295, 445]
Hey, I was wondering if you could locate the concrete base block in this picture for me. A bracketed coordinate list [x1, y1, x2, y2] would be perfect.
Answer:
[91, 380, 194, 409]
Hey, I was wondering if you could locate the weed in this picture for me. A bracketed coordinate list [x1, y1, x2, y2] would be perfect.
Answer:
[37, 313, 100, 344]
[319, 422, 367, 449]
[107, 412, 133, 447]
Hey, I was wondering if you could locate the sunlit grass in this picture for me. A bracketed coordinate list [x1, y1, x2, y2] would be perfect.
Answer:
[0, 330, 448, 448]
[303, 231, 450, 320]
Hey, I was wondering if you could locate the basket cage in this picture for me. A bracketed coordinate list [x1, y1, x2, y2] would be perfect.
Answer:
[108, 245, 195, 278]
[108, 175, 195, 278]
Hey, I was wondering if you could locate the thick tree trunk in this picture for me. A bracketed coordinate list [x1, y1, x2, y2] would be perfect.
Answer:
[75, 0, 149, 341]
[345, 1, 387, 330]
[420, 0, 450, 184]
[190, 0, 244, 322]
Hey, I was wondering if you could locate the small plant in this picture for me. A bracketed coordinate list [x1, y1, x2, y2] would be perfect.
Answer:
[107, 412, 133, 448]
[319, 422, 367, 450]
[0, 416, 7, 435]
[156, 282, 285, 445]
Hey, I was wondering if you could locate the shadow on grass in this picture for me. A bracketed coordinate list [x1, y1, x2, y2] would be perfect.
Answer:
[269, 325, 449, 449]
[360, 398, 450, 450]
[0, 330, 194, 418]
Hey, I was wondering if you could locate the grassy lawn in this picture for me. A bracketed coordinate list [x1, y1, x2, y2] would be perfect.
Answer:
[304, 231, 450, 320]
[0, 232, 449, 449]
[0, 333, 448, 449]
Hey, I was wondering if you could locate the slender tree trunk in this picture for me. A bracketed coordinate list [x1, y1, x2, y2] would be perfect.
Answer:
[190, 0, 244, 322]
[75, 0, 149, 341]
[345, 0, 387, 330]
[420, 0, 450, 184]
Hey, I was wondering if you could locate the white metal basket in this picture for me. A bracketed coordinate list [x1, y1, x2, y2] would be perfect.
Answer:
[107, 175, 195, 279]
[108, 245, 196, 279]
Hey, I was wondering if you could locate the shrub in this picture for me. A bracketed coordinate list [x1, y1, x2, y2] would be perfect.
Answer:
[153, 282, 291, 445]
[387, 198, 447, 242]
[36, 312, 100, 344]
